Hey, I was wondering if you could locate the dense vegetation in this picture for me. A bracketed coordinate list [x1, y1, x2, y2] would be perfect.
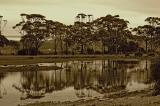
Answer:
[1, 13, 160, 56]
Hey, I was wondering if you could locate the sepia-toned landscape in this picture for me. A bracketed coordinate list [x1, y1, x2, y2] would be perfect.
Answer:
[1, 0, 160, 106]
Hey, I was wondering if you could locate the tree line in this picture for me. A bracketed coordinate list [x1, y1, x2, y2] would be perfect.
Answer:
[1, 13, 160, 55]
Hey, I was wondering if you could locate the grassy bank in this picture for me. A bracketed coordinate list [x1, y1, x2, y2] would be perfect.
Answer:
[0, 55, 156, 65]
[20, 89, 160, 106]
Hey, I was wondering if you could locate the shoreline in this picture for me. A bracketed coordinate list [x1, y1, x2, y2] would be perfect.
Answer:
[0, 65, 62, 72]
[20, 89, 160, 106]
[0, 55, 156, 65]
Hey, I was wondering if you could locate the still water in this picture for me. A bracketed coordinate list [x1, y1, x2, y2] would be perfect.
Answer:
[0, 59, 158, 106]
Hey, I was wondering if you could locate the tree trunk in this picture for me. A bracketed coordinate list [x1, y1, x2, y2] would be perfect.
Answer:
[115, 30, 118, 54]
[115, 44, 118, 54]
[54, 39, 57, 55]
[91, 43, 94, 54]
[35, 47, 39, 55]
[81, 44, 84, 54]
[146, 39, 148, 54]
[102, 41, 105, 54]
[151, 35, 153, 52]
[34, 42, 39, 55]
[65, 42, 68, 55]
[60, 38, 63, 54]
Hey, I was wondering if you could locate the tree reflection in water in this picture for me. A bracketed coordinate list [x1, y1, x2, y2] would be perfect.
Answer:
[151, 58, 160, 96]
[12, 59, 154, 100]
[0, 72, 7, 98]
[13, 64, 65, 100]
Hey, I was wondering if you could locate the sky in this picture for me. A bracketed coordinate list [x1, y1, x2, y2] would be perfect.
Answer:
[0, 0, 160, 39]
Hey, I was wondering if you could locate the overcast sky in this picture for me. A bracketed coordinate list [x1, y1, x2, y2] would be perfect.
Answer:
[0, 0, 160, 37]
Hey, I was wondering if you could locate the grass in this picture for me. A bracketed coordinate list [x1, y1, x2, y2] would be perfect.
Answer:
[0, 54, 156, 65]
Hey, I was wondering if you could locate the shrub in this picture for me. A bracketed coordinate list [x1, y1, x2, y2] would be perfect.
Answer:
[135, 52, 143, 57]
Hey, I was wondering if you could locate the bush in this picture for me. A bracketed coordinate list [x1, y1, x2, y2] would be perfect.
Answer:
[18, 49, 26, 55]
[125, 53, 130, 56]
[148, 53, 155, 57]
[18, 48, 39, 55]
[87, 48, 94, 54]
[94, 51, 102, 54]
[135, 52, 143, 57]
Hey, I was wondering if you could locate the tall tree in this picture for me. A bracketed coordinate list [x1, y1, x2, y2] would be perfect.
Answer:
[145, 17, 160, 51]
[63, 25, 75, 54]
[13, 14, 48, 55]
[70, 21, 93, 54]
[46, 20, 66, 55]
[0, 35, 9, 55]
[0, 15, 7, 35]
[0, 35, 9, 47]
[153, 26, 160, 51]
[77, 13, 87, 23]
[0, 15, 8, 53]
[92, 14, 129, 54]
[9, 40, 20, 55]
[133, 25, 154, 53]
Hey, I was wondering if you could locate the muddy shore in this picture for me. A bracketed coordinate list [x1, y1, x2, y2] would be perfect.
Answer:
[19, 89, 160, 106]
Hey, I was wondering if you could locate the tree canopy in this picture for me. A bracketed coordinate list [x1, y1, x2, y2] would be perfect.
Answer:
[9, 13, 160, 55]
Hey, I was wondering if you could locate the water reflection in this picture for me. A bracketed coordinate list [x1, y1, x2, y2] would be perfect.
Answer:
[12, 60, 152, 100]
[0, 72, 7, 98]
[0, 59, 158, 106]
[151, 58, 160, 96]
